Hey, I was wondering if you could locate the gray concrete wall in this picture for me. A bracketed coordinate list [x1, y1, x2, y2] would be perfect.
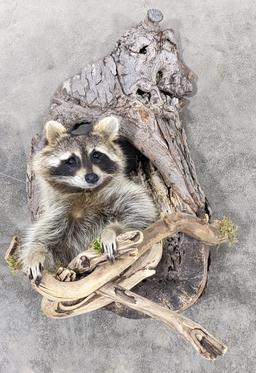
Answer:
[0, 1, 255, 372]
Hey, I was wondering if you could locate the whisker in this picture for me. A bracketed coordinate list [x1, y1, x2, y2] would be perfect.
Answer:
[0, 171, 25, 184]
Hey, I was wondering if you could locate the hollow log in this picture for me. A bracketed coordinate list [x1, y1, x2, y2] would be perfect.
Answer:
[26, 9, 213, 316]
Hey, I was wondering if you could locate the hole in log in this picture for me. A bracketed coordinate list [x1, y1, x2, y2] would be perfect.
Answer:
[156, 70, 163, 84]
[71, 121, 92, 136]
[159, 89, 173, 99]
[139, 45, 148, 54]
[117, 136, 148, 176]
[136, 88, 151, 104]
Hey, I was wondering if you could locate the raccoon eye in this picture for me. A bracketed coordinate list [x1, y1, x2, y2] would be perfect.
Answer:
[65, 156, 77, 166]
[92, 151, 103, 162]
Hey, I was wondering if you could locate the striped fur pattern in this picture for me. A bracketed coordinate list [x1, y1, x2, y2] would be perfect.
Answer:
[20, 117, 157, 285]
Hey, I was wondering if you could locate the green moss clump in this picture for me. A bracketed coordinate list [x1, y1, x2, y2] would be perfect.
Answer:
[219, 217, 237, 244]
[5, 255, 19, 273]
[89, 238, 102, 255]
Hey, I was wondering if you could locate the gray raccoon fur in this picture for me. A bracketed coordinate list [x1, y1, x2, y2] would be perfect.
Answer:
[20, 117, 157, 285]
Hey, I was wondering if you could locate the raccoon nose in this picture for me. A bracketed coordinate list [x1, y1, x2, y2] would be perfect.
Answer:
[85, 173, 99, 184]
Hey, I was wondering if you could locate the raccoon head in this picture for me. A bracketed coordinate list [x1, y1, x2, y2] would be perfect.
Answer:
[35, 116, 125, 192]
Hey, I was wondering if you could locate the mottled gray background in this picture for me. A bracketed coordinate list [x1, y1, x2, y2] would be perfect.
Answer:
[0, 1, 255, 372]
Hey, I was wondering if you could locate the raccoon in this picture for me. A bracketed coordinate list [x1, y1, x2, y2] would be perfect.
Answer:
[20, 116, 157, 285]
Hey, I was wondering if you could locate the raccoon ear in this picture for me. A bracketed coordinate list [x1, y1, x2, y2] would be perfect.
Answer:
[93, 116, 119, 140]
[44, 120, 67, 144]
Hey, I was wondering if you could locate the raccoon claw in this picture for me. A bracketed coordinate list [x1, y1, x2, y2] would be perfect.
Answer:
[56, 267, 76, 282]
[28, 269, 33, 281]
[28, 262, 44, 287]
[101, 240, 117, 262]
[34, 275, 42, 287]
[23, 251, 46, 286]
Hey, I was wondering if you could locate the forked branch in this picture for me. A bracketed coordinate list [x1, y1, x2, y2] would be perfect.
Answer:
[99, 283, 227, 360]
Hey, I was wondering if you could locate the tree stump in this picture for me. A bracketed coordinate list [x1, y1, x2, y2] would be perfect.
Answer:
[26, 9, 211, 318]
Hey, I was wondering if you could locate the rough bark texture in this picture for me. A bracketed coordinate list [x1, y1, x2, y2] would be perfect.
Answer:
[26, 9, 211, 317]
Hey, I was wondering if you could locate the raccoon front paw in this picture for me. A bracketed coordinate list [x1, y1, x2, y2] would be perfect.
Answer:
[101, 228, 117, 262]
[24, 252, 45, 287]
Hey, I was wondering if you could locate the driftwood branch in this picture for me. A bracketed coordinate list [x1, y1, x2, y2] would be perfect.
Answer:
[41, 241, 163, 318]
[99, 284, 227, 361]
[67, 231, 143, 274]
[5, 210, 232, 360]
[30, 213, 231, 360]
[34, 213, 230, 302]
[41, 281, 227, 360]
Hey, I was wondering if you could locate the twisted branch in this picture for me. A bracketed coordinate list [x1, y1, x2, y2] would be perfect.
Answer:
[31, 212, 232, 360]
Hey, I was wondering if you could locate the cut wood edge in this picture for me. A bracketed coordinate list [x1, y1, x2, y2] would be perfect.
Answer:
[176, 245, 210, 313]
